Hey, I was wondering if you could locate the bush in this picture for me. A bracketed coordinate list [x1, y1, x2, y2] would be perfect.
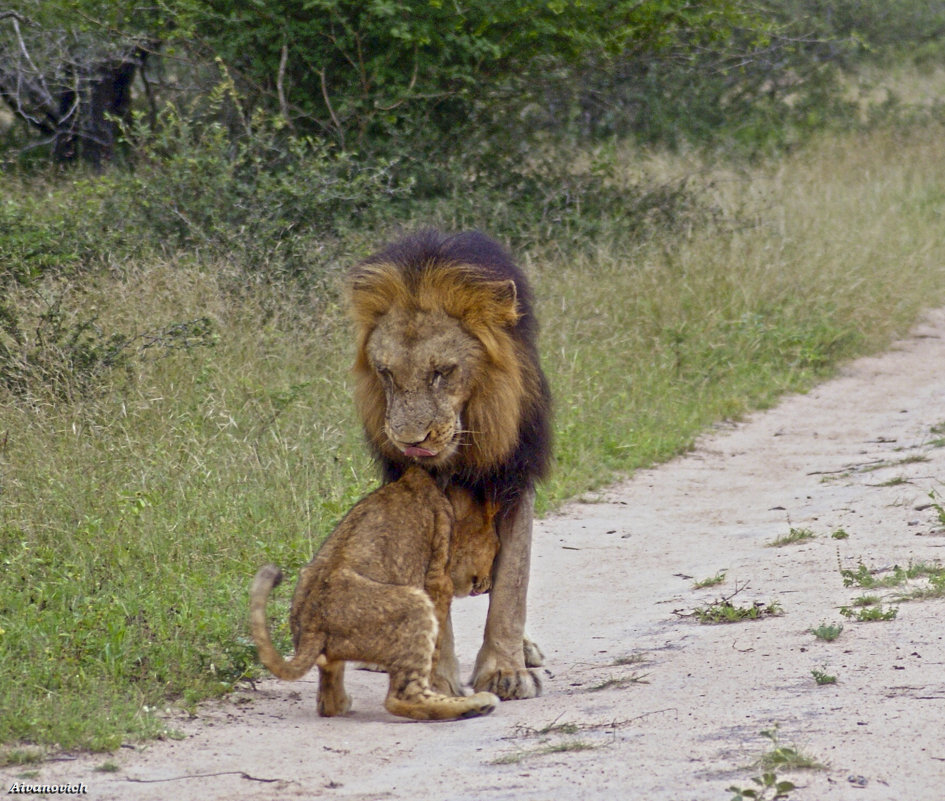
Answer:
[0, 289, 216, 402]
[101, 80, 408, 277]
[0, 76, 410, 284]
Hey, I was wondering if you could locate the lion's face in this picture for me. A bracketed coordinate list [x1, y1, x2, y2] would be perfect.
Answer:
[365, 306, 485, 468]
[447, 487, 500, 598]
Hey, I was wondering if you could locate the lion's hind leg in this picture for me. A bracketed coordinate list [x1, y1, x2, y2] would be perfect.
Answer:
[378, 589, 498, 721]
[322, 574, 497, 720]
[317, 659, 351, 717]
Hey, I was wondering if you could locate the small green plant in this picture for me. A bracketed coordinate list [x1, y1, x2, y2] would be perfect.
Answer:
[811, 667, 837, 685]
[896, 566, 945, 600]
[809, 622, 843, 642]
[768, 527, 816, 547]
[930, 422, 945, 448]
[841, 563, 876, 588]
[728, 772, 796, 801]
[841, 562, 909, 589]
[841, 561, 945, 598]
[754, 726, 826, 771]
[929, 490, 945, 527]
[689, 581, 782, 624]
[840, 604, 898, 621]
[727, 726, 825, 800]
[830, 529, 850, 540]
[694, 571, 727, 588]
[694, 600, 782, 624]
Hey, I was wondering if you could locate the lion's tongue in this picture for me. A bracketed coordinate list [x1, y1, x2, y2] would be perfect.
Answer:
[403, 446, 436, 458]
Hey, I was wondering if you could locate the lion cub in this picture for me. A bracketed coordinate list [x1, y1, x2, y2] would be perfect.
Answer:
[250, 466, 501, 721]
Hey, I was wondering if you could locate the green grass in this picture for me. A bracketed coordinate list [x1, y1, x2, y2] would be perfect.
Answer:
[929, 491, 945, 527]
[3, 119, 945, 752]
[694, 571, 727, 589]
[767, 527, 816, 548]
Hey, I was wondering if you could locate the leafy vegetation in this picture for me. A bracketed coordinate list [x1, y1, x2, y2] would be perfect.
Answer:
[929, 490, 945, 527]
[839, 604, 899, 622]
[728, 772, 796, 801]
[753, 726, 826, 772]
[694, 600, 783, 625]
[809, 623, 844, 642]
[728, 725, 826, 800]
[811, 668, 837, 686]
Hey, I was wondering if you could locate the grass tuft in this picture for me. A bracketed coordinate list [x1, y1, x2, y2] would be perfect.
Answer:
[694, 571, 727, 589]
[768, 527, 816, 548]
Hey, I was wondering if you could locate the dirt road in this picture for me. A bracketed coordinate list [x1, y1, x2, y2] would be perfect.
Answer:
[7, 309, 945, 800]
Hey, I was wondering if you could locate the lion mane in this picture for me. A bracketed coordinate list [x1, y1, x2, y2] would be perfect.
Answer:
[346, 229, 552, 504]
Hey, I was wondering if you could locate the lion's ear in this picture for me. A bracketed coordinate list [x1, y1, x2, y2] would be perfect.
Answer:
[488, 280, 519, 326]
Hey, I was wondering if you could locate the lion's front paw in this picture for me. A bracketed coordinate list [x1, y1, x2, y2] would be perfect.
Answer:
[472, 667, 542, 700]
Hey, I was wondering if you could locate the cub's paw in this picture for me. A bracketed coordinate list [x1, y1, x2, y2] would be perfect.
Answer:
[458, 691, 500, 719]
[523, 637, 545, 668]
[473, 668, 542, 700]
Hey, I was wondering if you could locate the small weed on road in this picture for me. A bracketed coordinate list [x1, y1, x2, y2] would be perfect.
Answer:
[728, 772, 796, 801]
[840, 604, 898, 621]
[687, 582, 782, 623]
[694, 571, 727, 588]
[811, 667, 837, 685]
[768, 527, 816, 547]
[810, 623, 844, 641]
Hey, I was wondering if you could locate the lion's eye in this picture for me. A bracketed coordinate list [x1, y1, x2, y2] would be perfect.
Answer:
[431, 365, 455, 387]
[376, 366, 393, 384]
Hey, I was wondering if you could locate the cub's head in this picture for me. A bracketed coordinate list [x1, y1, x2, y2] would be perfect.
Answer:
[446, 486, 500, 598]
[347, 255, 526, 474]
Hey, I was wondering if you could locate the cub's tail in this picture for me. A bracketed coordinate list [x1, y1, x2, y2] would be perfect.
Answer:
[250, 564, 323, 680]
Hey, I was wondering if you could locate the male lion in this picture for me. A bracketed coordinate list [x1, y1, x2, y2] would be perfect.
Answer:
[347, 230, 552, 700]
[250, 465, 501, 721]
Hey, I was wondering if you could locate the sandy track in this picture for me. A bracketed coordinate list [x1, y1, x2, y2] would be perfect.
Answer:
[7, 309, 945, 800]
